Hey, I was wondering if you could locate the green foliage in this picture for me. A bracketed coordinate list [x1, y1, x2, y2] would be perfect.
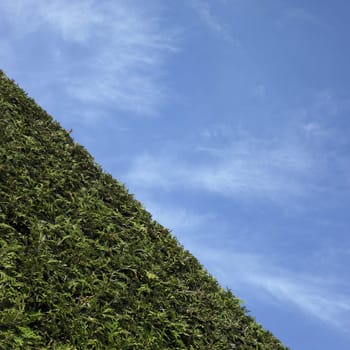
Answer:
[0, 69, 289, 349]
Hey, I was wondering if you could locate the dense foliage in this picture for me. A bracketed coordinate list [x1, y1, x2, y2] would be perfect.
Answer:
[0, 70, 288, 349]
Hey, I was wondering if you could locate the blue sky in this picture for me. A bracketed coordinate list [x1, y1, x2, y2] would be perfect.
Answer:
[1, 1, 350, 348]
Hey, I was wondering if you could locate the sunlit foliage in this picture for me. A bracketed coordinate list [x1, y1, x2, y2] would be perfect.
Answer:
[0, 70, 288, 349]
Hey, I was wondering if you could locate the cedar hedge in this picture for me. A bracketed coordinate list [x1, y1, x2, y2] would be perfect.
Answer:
[0, 70, 288, 349]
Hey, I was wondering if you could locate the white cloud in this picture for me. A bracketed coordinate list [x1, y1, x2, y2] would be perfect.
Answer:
[0, 0, 176, 116]
[314, 89, 343, 116]
[276, 7, 324, 31]
[252, 274, 350, 329]
[196, 247, 350, 331]
[0, 0, 101, 41]
[125, 132, 315, 201]
[0, 40, 14, 67]
[191, 0, 238, 44]
[254, 84, 266, 98]
[285, 8, 315, 23]
[142, 200, 212, 233]
[302, 122, 329, 139]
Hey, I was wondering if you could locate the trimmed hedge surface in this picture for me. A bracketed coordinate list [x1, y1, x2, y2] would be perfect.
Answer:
[0, 70, 288, 349]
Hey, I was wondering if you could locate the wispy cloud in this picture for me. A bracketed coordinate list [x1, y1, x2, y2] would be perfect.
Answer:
[253, 84, 266, 98]
[0, 40, 14, 67]
[141, 200, 213, 233]
[285, 8, 316, 23]
[0, 0, 103, 41]
[123, 82, 350, 201]
[191, 0, 238, 44]
[278, 7, 323, 28]
[124, 130, 316, 201]
[196, 247, 350, 332]
[0, 0, 177, 116]
[252, 274, 350, 330]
